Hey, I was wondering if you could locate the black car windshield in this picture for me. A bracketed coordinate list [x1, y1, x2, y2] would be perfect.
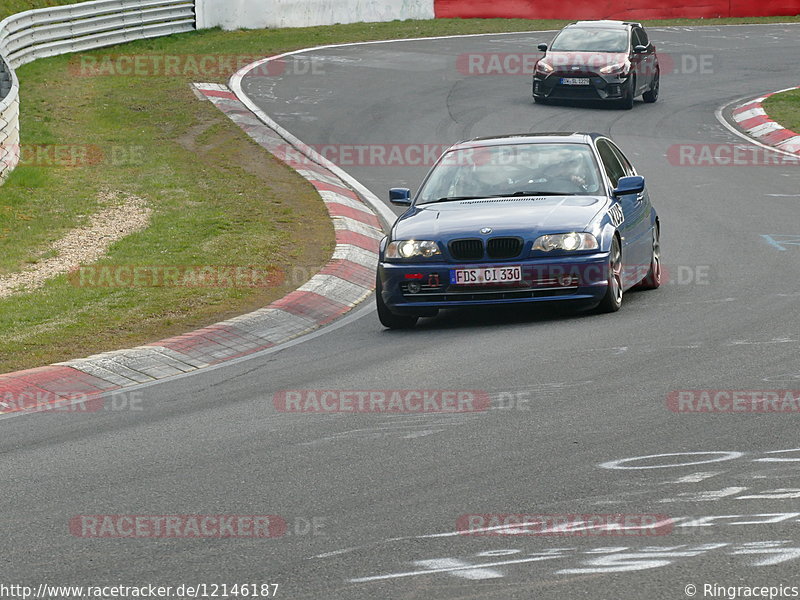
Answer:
[550, 28, 628, 53]
[417, 142, 604, 204]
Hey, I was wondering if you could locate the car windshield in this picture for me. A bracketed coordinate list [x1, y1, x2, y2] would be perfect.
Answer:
[417, 142, 604, 204]
[550, 28, 628, 53]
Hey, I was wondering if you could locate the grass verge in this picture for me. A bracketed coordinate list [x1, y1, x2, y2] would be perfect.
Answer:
[1, 0, 77, 22]
[763, 88, 800, 135]
[1, 15, 799, 373]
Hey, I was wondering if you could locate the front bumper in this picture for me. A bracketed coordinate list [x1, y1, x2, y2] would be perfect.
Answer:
[532, 73, 630, 101]
[378, 253, 610, 314]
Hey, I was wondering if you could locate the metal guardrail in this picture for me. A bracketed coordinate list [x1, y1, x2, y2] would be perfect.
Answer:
[0, 0, 195, 181]
[0, 54, 19, 181]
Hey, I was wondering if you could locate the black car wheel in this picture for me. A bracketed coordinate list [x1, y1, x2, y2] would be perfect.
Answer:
[596, 236, 623, 312]
[534, 95, 549, 105]
[642, 68, 659, 103]
[376, 276, 418, 329]
[638, 225, 661, 289]
[619, 75, 635, 110]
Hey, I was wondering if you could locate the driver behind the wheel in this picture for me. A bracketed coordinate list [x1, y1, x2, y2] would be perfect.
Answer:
[551, 153, 589, 188]
[456, 164, 520, 197]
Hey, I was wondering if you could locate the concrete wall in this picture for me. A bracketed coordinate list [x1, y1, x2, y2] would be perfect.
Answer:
[197, 0, 435, 30]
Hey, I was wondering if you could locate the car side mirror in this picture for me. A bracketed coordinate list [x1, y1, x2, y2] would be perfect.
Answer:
[633, 44, 648, 54]
[537, 43, 548, 52]
[389, 188, 412, 206]
[613, 176, 645, 197]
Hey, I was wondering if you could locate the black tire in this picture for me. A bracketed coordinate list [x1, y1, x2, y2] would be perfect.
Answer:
[638, 225, 661, 289]
[376, 276, 418, 329]
[596, 236, 623, 313]
[619, 76, 635, 110]
[642, 68, 659, 103]
[534, 96, 548, 105]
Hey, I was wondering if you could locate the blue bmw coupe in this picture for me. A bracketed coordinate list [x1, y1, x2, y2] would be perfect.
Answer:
[376, 132, 661, 329]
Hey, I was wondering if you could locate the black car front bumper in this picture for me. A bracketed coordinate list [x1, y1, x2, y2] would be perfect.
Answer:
[533, 73, 630, 101]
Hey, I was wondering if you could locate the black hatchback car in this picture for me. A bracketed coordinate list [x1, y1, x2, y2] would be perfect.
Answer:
[532, 20, 659, 109]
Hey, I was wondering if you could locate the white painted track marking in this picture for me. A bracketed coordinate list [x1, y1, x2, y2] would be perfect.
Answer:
[660, 487, 747, 503]
[600, 452, 744, 470]
[413, 558, 503, 580]
[668, 472, 724, 483]
[349, 554, 560, 583]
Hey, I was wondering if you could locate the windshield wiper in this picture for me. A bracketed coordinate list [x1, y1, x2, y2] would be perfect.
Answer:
[506, 191, 578, 196]
[431, 191, 578, 203]
[432, 196, 489, 202]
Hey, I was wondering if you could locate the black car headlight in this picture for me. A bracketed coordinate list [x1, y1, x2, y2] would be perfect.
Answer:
[386, 240, 442, 259]
[600, 61, 630, 76]
[532, 233, 599, 253]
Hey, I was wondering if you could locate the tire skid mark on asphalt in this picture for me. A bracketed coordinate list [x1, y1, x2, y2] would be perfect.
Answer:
[524, 335, 793, 358]
[294, 413, 483, 446]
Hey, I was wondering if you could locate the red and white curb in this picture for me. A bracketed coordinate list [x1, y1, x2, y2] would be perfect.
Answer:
[730, 87, 800, 155]
[0, 82, 384, 414]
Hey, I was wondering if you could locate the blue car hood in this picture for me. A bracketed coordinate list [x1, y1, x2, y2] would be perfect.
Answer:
[393, 196, 606, 240]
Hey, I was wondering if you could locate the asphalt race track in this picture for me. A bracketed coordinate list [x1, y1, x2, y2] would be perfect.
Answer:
[4, 24, 800, 599]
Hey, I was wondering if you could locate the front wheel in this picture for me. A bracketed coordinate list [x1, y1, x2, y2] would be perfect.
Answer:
[619, 76, 635, 110]
[533, 95, 549, 105]
[642, 68, 659, 103]
[376, 276, 418, 329]
[596, 236, 623, 313]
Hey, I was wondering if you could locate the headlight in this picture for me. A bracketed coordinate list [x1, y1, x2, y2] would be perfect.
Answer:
[386, 240, 442, 259]
[535, 61, 553, 75]
[599, 62, 629, 75]
[532, 233, 599, 253]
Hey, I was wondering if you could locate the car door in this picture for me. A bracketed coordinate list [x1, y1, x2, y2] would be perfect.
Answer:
[609, 139, 652, 270]
[596, 139, 649, 278]
[632, 26, 655, 91]
[628, 28, 646, 95]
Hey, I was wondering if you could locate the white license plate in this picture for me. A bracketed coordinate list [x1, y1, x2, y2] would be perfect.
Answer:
[450, 266, 522, 285]
[560, 77, 590, 85]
